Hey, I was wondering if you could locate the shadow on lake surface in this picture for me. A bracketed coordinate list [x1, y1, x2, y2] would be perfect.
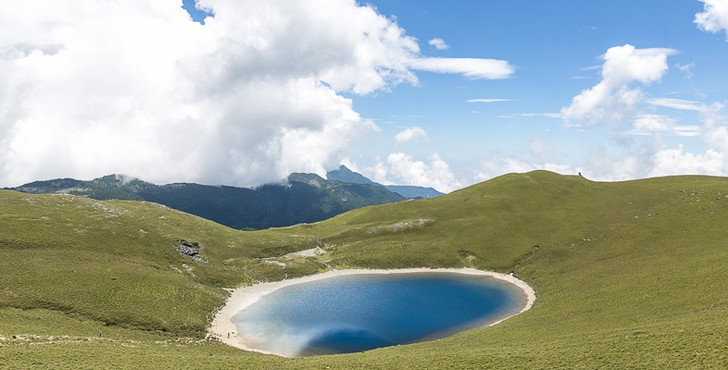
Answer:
[232, 271, 528, 357]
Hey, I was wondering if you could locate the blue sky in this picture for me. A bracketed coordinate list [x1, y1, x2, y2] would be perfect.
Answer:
[1, 1, 727, 192]
[342, 0, 728, 190]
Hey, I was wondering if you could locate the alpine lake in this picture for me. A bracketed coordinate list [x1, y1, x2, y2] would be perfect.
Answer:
[232, 271, 530, 357]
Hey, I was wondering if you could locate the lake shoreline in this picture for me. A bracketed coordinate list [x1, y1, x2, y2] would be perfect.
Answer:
[208, 267, 536, 357]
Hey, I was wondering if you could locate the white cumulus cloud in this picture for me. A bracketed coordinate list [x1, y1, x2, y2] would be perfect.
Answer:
[367, 153, 463, 193]
[428, 38, 449, 50]
[0, 0, 513, 187]
[561, 44, 675, 125]
[394, 126, 428, 143]
[650, 146, 727, 177]
[695, 0, 728, 40]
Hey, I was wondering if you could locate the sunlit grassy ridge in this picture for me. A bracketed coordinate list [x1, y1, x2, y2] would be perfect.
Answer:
[2, 171, 727, 368]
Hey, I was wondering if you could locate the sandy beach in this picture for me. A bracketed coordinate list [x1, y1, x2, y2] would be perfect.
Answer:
[208, 267, 536, 355]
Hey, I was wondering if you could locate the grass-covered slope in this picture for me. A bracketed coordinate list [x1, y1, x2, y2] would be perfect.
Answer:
[1, 171, 727, 368]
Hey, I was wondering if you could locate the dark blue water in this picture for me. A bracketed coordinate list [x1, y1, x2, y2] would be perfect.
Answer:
[232, 272, 525, 357]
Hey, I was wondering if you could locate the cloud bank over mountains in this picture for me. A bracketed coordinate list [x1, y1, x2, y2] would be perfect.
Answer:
[0, 0, 512, 188]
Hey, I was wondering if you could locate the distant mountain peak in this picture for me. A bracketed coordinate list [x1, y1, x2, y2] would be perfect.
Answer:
[288, 172, 326, 188]
[326, 165, 376, 185]
[326, 165, 444, 198]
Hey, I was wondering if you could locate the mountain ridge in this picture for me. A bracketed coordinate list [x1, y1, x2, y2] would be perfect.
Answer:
[325, 165, 444, 198]
[7, 166, 442, 229]
[7, 172, 405, 229]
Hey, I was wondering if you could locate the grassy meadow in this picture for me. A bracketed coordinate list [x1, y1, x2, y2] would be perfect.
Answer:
[1, 170, 727, 368]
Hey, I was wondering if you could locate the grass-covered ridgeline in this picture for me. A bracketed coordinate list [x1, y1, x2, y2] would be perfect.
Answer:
[1, 170, 727, 368]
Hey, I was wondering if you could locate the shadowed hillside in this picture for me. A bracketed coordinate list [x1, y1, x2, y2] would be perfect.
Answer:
[9, 173, 405, 230]
[1, 171, 727, 368]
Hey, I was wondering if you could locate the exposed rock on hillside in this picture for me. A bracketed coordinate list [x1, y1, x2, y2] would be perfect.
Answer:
[173, 240, 207, 263]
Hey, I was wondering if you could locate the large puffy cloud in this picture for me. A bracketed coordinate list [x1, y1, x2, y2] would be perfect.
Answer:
[561, 44, 675, 125]
[650, 146, 727, 177]
[695, 0, 728, 40]
[0, 0, 511, 187]
[1, 1, 209, 185]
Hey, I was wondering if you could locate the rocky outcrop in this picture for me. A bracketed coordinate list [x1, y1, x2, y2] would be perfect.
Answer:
[172, 240, 207, 263]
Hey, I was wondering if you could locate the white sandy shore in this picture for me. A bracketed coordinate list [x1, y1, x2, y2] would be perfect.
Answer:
[208, 267, 536, 356]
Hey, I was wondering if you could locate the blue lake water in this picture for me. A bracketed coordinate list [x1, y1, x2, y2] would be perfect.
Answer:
[232, 272, 526, 357]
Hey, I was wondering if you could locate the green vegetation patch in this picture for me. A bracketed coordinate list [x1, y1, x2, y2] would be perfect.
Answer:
[2, 171, 728, 368]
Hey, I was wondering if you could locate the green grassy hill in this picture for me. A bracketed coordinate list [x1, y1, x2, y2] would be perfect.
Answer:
[1, 171, 727, 368]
